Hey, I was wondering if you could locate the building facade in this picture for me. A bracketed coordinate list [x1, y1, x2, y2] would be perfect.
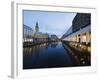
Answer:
[33, 22, 49, 43]
[23, 24, 33, 42]
[72, 13, 91, 32]
[33, 32, 49, 43]
[62, 13, 91, 48]
[62, 26, 72, 39]
[50, 34, 58, 41]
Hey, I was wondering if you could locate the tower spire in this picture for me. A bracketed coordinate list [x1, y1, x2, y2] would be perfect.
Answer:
[35, 21, 39, 32]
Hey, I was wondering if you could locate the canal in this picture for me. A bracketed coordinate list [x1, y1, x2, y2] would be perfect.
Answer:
[23, 41, 90, 69]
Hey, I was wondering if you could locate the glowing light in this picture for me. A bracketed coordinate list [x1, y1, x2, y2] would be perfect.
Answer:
[82, 33, 86, 42]
[80, 44, 82, 47]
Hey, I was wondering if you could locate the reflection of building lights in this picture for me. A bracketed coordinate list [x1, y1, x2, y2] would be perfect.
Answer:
[81, 58, 84, 61]
[75, 43, 77, 47]
[80, 44, 82, 47]
[82, 61, 85, 64]
[74, 56, 78, 59]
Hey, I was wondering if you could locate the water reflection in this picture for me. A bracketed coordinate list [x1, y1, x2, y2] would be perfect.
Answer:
[62, 43, 90, 66]
[23, 41, 91, 69]
[50, 42, 58, 48]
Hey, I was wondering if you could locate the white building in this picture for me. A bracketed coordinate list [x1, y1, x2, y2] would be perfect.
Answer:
[62, 13, 91, 46]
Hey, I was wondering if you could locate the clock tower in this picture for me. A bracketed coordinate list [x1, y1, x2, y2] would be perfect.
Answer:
[35, 21, 39, 32]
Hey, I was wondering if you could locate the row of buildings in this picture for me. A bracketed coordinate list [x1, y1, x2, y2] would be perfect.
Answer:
[62, 13, 91, 47]
[23, 22, 49, 43]
[23, 22, 58, 44]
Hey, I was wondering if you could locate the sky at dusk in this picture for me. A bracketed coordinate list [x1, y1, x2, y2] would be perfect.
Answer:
[23, 10, 77, 38]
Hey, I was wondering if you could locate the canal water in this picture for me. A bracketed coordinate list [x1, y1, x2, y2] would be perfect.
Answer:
[23, 42, 90, 69]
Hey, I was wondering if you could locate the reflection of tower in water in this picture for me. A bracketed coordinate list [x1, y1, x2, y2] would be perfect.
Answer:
[32, 43, 49, 67]
[32, 45, 40, 66]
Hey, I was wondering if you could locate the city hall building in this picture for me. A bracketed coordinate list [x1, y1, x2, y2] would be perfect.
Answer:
[33, 22, 49, 43]
[23, 22, 49, 44]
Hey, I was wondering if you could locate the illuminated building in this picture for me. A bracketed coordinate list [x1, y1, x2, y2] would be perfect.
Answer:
[62, 13, 91, 47]
[50, 35, 58, 41]
[33, 22, 49, 43]
[23, 24, 34, 42]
